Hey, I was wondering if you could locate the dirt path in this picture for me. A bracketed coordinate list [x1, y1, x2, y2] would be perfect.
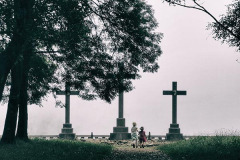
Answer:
[83, 139, 172, 160]
[103, 145, 171, 160]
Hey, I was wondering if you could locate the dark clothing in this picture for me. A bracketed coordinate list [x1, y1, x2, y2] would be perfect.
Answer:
[139, 130, 147, 142]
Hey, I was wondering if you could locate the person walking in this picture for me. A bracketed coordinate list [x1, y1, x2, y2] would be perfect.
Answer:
[139, 126, 147, 148]
[131, 122, 138, 148]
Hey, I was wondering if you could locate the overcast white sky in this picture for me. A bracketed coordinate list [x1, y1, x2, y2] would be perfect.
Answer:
[1, 0, 240, 136]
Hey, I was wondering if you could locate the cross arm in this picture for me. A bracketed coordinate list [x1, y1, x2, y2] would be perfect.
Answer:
[177, 91, 187, 95]
[163, 91, 173, 95]
[70, 91, 80, 95]
[56, 91, 80, 95]
[56, 91, 65, 95]
[163, 90, 187, 95]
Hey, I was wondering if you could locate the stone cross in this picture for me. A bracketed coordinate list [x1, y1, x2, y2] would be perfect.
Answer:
[110, 62, 131, 140]
[163, 81, 186, 124]
[163, 81, 187, 140]
[56, 82, 79, 124]
[56, 82, 79, 139]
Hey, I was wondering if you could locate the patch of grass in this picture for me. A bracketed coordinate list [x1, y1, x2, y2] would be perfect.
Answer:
[0, 139, 112, 160]
[158, 136, 240, 160]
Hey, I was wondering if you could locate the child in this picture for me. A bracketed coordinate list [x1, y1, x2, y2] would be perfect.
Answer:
[131, 122, 138, 148]
[139, 126, 147, 148]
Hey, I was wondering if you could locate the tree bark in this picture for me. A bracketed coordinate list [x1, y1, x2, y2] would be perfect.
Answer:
[0, 54, 10, 101]
[16, 53, 31, 140]
[1, 61, 23, 144]
[16, 71, 28, 140]
[0, 42, 18, 102]
[1, 0, 34, 143]
[15, 0, 34, 139]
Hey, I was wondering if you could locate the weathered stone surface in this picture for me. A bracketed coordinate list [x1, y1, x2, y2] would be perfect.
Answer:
[59, 123, 75, 140]
[117, 118, 125, 127]
[63, 123, 72, 128]
[109, 132, 131, 140]
[61, 128, 73, 134]
[113, 126, 129, 133]
[166, 123, 183, 140]
[170, 124, 179, 128]
[59, 133, 76, 140]
[166, 133, 183, 141]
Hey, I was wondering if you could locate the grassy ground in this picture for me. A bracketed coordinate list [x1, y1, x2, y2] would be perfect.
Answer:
[0, 139, 112, 160]
[2, 136, 240, 160]
[0, 138, 171, 160]
[158, 136, 240, 160]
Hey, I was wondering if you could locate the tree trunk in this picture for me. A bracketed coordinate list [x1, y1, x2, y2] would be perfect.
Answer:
[16, 53, 31, 140]
[15, 0, 34, 139]
[16, 72, 28, 140]
[1, 0, 34, 144]
[0, 54, 10, 101]
[1, 61, 23, 144]
[0, 43, 18, 102]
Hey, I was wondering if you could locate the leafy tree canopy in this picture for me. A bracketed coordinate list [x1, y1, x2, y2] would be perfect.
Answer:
[1, 54, 57, 106]
[0, 0, 163, 103]
[209, 0, 240, 51]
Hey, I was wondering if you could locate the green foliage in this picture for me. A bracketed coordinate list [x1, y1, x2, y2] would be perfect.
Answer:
[28, 54, 58, 105]
[158, 136, 240, 160]
[208, 0, 240, 51]
[0, 0, 163, 104]
[0, 139, 112, 160]
[0, 0, 14, 49]
[1, 54, 58, 106]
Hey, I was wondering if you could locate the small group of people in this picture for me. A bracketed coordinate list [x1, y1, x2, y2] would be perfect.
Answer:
[131, 122, 147, 148]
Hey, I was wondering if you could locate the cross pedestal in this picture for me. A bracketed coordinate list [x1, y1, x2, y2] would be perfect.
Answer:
[57, 82, 79, 140]
[163, 82, 187, 140]
[109, 92, 131, 140]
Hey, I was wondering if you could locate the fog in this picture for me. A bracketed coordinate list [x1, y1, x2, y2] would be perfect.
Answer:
[1, 0, 240, 136]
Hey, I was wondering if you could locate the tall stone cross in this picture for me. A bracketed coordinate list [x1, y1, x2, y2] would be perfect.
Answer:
[110, 62, 131, 140]
[163, 81, 187, 140]
[57, 82, 79, 140]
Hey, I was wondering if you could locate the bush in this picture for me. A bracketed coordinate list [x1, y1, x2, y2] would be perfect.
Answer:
[158, 136, 240, 160]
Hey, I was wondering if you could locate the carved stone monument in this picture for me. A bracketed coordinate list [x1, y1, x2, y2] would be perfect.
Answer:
[110, 62, 131, 140]
[109, 91, 131, 140]
[57, 82, 79, 140]
[163, 81, 187, 140]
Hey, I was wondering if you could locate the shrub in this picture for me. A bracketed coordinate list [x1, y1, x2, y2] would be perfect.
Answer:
[158, 136, 240, 160]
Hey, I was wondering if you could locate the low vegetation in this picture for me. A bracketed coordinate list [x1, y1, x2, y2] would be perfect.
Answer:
[158, 136, 240, 160]
[0, 139, 112, 160]
[2, 135, 240, 160]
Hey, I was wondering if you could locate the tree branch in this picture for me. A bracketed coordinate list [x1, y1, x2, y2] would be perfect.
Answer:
[193, 1, 239, 40]
[164, 0, 240, 41]
[164, 0, 204, 12]
[35, 51, 61, 54]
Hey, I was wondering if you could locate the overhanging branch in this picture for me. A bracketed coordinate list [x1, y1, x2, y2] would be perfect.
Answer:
[193, 1, 239, 40]
[164, 0, 240, 41]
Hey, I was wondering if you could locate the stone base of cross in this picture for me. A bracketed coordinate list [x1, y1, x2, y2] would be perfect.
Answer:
[59, 123, 76, 140]
[166, 124, 183, 140]
[109, 118, 131, 140]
